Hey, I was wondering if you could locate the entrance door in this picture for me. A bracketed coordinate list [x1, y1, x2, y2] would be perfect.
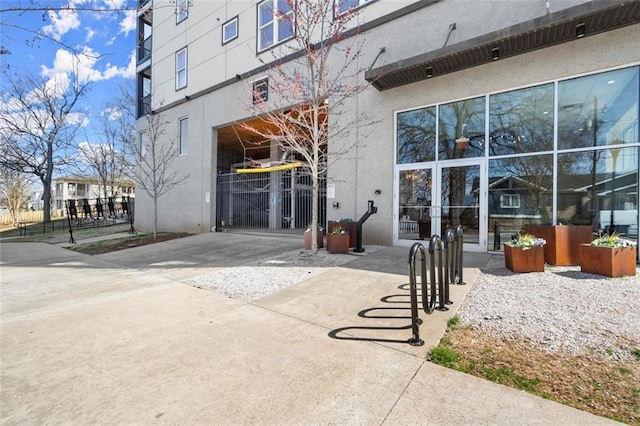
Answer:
[396, 167, 436, 243]
[436, 160, 486, 252]
[395, 161, 486, 251]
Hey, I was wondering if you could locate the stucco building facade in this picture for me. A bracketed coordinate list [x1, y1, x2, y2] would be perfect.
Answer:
[136, 0, 639, 252]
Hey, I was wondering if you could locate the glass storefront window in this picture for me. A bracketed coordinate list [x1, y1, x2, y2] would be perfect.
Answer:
[488, 155, 553, 250]
[439, 97, 485, 160]
[558, 67, 639, 150]
[489, 84, 554, 156]
[558, 147, 638, 238]
[397, 107, 436, 164]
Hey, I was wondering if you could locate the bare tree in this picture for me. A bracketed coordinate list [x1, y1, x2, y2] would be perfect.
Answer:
[0, 165, 31, 225]
[127, 108, 188, 238]
[0, 69, 90, 222]
[76, 84, 136, 199]
[240, 0, 374, 252]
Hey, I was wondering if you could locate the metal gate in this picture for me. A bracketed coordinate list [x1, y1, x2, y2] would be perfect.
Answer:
[215, 169, 326, 234]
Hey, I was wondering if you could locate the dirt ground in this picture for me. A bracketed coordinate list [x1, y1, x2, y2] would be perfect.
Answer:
[439, 326, 640, 425]
[69, 233, 191, 255]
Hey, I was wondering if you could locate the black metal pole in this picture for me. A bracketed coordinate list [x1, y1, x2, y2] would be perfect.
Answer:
[454, 225, 465, 285]
[354, 200, 377, 253]
[408, 242, 425, 346]
[64, 200, 75, 244]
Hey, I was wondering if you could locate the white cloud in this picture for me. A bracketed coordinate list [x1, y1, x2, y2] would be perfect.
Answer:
[85, 28, 96, 42]
[106, 36, 117, 46]
[119, 10, 137, 36]
[102, 107, 122, 121]
[40, 46, 133, 85]
[121, 50, 136, 79]
[43, 8, 81, 41]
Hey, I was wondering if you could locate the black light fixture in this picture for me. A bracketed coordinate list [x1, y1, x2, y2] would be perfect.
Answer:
[426, 67, 434, 78]
[576, 22, 586, 38]
[491, 47, 500, 61]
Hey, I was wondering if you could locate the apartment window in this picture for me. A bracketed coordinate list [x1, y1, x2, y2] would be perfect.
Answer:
[257, 0, 294, 52]
[179, 117, 188, 155]
[252, 78, 269, 104]
[139, 131, 148, 159]
[335, 0, 374, 16]
[222, 16, 238, 45]
[176, 48, 187, 90]
[501, 194, 521, 209]
[176, 0, 188, 23]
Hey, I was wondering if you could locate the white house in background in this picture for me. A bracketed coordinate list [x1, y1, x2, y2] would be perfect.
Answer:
[135, 0, 640, 252]
[53, 176, 135, 216]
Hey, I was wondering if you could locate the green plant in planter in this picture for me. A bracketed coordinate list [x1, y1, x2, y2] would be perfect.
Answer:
[331, 225, 348, 235]
[590, 232, 637, 248]
[505, 233, 546, 250]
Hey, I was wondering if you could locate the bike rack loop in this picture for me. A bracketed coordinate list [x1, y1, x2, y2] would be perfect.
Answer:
[407, 242, 426, 346]
[442, 230, 455, 306]
[454, 225, 465, 285]
[429, 235, 449, 312]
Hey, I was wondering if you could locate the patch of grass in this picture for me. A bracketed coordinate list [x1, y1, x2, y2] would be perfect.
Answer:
[482, 366, 540, 393]
[446, 316, 459, 331]
[429, 327, 640, 425]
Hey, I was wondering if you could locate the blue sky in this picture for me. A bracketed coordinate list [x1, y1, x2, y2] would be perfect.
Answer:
[1, 0, 137, 149]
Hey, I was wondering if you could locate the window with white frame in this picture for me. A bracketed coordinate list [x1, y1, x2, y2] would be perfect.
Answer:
[501, 193, 520, 209]
[222, 16, 238, 45]
[176, 0, 188, 23]
[257, 0, 294, 52]
[252, 78, 269, 104]
[176, 48, 187, 90]
[139, 131, 148, 159]
[179, 117, 188, 155]
[335, 0, 374, 16]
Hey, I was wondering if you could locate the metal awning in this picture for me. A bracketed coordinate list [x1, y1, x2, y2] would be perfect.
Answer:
[365, 1, 640, 91]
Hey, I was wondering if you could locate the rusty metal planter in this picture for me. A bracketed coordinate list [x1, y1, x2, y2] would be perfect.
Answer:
[304, 231, 323, 250]
[524, 225, 592, 266]
[579, 244, 637, 277]
[504, 244, 545, 273]
[327, 233, 349, 254]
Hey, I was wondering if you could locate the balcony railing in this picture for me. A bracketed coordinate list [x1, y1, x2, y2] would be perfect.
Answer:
[138, 94, 151, 118]
[138, 36, 152, 63]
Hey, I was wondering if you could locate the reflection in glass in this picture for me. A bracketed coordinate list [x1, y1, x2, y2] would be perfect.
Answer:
[489, 84, 554, 155]
[441, 165, 480, 244]
[398, 169, 432, 240]
[397, 107, 436, 164]
[558, 67, 639, 150]
[558, 147, 638, 238]
[488, 155, 553, 250]
[439, 97, 485, 160]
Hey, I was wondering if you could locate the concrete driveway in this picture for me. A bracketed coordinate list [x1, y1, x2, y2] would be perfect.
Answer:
[0, 233, 616, 424]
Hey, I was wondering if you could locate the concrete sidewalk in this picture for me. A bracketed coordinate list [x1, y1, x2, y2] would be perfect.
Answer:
[0, 234, 616, 424]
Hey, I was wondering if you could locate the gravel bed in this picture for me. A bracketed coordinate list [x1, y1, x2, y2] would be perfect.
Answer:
[186, 245, 383, 302]
[457, 256, 640, 361]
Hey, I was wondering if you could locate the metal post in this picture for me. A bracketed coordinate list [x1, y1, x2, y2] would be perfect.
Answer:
[64, 200, 75, 244]
[408, 242, 426, 346]
[127, 196, 136, 234]
[422, 235, 439, 313]
[430, 235, 448, 312]
[354, 200, 378, 253]
[454, 225, 465, 285]
[442, 229, 454, 305]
